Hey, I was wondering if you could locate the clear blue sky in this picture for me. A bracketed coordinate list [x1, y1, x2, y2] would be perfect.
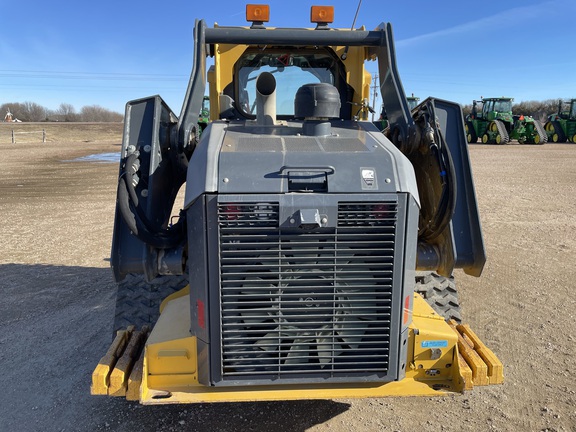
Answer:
[1, 0, 574, 115]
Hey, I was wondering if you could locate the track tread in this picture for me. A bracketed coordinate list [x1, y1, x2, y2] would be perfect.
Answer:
[493, 120, 510, 144]
[113, 274, 189, 334]
[532, 119, 548, 144]
[415, 271, 462, 323]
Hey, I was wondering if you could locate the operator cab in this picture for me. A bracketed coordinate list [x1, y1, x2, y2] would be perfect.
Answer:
[221, 48, 352, 121]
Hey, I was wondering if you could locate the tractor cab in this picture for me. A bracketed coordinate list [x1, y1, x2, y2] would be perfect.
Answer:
[482, 98, 513, 122]
[569, 99, 576, 120]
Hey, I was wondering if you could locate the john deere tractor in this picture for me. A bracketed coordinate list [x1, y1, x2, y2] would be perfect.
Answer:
[375, 95, 419, 131]
[465, 97, 547, 144]
[544, 99, 576, 143]
[92, 4, 502, 404]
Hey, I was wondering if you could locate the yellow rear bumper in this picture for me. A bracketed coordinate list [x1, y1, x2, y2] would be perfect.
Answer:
[91, 293, 503, 404]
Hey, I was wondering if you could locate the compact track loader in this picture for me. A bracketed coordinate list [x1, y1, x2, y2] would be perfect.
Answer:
[92, 5, 502, 404]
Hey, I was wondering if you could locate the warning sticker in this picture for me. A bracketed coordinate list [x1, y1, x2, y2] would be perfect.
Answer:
[421, 340, 448, 348]
[360, 168, 377, 190]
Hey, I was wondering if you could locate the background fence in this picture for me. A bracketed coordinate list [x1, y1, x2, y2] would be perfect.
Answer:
[9, 129, 46, 143]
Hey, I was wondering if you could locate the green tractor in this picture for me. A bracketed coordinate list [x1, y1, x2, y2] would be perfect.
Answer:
[465, 97, 547, 145]
[197, 96, 210, 136]
[375, 95, 419, 131]
[544, 99, 576, 143]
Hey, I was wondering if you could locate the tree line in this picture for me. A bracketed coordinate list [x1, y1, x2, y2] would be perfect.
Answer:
[1, 102, 123, 122]
[461, 99, 563, 123]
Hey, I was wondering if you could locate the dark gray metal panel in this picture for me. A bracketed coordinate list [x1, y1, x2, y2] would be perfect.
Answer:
[399, 194, 419, 330]
[213, 121, 419, 199]
[187, 196, 210, 344]
[188, 194, 221, 386]
[184, 122, 226, 208]
[111, 96, 181, 282]
[426, 99, 486, 276]
[395, 193, 419, 381]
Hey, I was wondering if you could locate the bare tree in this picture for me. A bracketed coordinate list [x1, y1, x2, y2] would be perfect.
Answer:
[20, 101, 47, 122]
[513, 99, 558, 123]
[55, 103, 78, 122]
[80, 105, 123, 122]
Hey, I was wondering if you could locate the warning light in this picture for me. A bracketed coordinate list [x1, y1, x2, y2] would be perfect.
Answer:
[310, 6, 334, 24]
[246, 4, 270, 23]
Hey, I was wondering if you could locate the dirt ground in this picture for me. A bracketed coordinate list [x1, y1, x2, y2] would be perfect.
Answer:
[0, 123, 575, 432]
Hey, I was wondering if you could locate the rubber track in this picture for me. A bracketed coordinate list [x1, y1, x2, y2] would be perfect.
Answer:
[551, 121, 566, 143]
[415, 271, 462, 323]
[533, 120, 548, 144]
[113, 273, 189, 335]
[494, 120, 510, 144]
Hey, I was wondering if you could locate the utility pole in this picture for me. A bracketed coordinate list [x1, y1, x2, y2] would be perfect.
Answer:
[370, 74, 379, 122]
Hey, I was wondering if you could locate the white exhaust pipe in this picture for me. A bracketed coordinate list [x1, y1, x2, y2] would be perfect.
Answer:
[256, 72, 276, 126]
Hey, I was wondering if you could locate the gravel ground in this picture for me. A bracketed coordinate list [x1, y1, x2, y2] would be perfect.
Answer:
[0, 123, 575, 431]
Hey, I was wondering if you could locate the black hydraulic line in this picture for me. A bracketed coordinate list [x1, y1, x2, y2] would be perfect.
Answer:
[422, 136, 456, 241]
[117, 154, 185, 249]
[413, 111, 457, 243]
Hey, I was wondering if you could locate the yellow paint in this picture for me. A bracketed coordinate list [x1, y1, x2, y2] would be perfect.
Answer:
[136, 294, 467, 404]
[92, 293, 502, 403]
[159, 285, 189, 314]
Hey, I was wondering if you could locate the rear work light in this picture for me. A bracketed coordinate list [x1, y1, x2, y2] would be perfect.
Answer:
[246, 4, 270, 26]
[310, 6, 334, 25]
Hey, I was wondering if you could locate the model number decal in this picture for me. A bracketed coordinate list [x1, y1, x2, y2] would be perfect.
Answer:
[421, 340, 448, 348]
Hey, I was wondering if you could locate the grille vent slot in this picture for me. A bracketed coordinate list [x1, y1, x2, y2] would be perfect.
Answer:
[217, 200, 398, 382]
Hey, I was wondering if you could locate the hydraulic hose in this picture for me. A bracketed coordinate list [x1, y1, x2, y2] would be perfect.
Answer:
[413, 115, 457, 243]
[117, 153, 185, 249]
[420, 136, 456, 242]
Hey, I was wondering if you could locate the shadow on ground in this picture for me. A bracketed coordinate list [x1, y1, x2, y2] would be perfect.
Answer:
[0, 264, 351, 431]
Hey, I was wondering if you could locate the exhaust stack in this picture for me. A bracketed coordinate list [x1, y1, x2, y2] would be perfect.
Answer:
[256, 72, 276, 126]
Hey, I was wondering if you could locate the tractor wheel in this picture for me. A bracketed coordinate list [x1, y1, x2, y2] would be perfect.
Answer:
[495, 134, 502, 144]
[552, 133, 559, 143]
[465, 122, 477, 143]
[482, 133, 490, 144]
[489, 121, 499, 133]
[415, 272, 461, 323]
[113, 273, 189, 335]
[572, 134, 576, 143]
[544, 121, 554, 133]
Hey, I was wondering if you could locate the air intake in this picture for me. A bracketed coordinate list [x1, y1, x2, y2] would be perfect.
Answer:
[214, 197, 401, 384]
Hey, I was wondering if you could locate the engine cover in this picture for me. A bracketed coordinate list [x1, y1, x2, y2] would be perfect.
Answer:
[185, 120, 420, 386]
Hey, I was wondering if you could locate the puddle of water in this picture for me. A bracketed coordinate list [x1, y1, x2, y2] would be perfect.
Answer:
[67, 152, 120, 163]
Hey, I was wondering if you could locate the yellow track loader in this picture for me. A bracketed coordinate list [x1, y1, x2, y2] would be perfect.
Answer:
[92, 4, 502, 404]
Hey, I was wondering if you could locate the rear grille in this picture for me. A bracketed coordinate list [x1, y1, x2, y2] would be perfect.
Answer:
[217, 200, 398, 382]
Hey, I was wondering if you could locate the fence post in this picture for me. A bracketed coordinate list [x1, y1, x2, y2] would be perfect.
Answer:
[12, 130, 15, 144]
[43, 129, 46, 143]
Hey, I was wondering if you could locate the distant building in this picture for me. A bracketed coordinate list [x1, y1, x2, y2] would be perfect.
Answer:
[4, 109, 14, 122]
